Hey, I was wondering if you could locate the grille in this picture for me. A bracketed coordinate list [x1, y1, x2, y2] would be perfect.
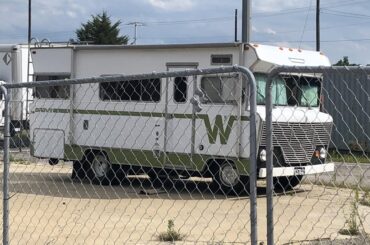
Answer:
[260, 122, 333, 165]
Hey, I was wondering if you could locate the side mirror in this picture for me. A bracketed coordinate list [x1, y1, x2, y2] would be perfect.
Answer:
[195, 88, 207, 103]
[190, 97, 203, 112]
[194, 88, 204, 97]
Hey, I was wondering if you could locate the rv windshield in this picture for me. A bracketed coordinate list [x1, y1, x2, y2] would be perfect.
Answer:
[285, 75, 321, 107]
[256, 74, 287, 106]
[256, 74, 321, 108]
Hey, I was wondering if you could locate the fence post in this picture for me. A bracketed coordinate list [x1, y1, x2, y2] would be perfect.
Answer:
[265, 68, 282, 245]
[235, 66, 258, 245]
[1, 85, 10, 245]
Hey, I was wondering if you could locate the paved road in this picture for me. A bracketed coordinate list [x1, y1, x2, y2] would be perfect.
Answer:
[304, 162, 370, 191]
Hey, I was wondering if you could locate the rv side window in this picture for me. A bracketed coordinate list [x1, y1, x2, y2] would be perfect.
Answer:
[100, 79, 161, 102]
[174, 77, 187, 103]
[200, 76, 238, 104]
[35, 75, 70, 99]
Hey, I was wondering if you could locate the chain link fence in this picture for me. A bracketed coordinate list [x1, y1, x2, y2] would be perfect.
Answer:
[1, 65, 370, 244]
[265, 66, 370, 244]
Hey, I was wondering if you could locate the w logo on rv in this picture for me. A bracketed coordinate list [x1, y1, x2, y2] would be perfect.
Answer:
[201, 115, 237, 145]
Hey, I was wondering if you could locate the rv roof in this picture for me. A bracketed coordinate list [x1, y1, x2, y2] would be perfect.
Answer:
[32, 42, 241, 50]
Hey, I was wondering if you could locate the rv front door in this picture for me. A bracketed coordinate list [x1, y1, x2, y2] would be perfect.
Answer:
[194, 74, 241, 158]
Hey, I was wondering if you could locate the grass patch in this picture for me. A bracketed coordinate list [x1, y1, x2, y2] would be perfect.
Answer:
[328, 150, 369, 164]
[9, 154, 30, 165]
[158, 219, 185, 242]
[359, 191, 370, 207]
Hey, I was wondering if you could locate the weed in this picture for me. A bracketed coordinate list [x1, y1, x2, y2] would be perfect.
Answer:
[9, 154, 30, 165]
[339, 189, 363, 236]
[158, 219, 185, 242]
[359, 190, 370, 207]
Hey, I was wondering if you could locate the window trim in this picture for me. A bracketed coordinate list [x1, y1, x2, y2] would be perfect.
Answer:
[200, 74, 239, 105]
[173, 76, 188, 104]
[34, 75, 71, 100]
[99, 78, 162, 103]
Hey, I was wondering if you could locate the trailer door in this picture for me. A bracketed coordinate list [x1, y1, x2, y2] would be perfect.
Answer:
[164, 64, 198, 169]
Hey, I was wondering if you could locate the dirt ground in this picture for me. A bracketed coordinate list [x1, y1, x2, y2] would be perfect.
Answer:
[0, 161, 369, 245]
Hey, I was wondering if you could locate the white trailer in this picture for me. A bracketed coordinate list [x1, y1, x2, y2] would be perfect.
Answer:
[29, 43, 334, 193]
[0, 44, 33, 134]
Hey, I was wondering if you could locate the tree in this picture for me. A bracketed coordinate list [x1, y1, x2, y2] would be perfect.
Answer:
[334, 56, 357, 66]
[76, 11, 129, 45]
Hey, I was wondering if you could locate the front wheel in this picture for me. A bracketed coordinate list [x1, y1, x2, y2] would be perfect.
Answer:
[273, 175, 303, 191]
[86, 152, 117, 185]
[212, 161, 250, 196]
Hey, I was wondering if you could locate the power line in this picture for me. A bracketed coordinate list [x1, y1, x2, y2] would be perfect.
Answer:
[252, 0, 368, 18]
[257, 38, 370, 43]
[299, 0, 313, 49]
[322, 9, 370, 19]
[126, 16, 234, 26]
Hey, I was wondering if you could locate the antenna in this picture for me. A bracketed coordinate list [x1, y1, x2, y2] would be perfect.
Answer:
[126, 22, 145, 45]
[316, 0, 320, 51]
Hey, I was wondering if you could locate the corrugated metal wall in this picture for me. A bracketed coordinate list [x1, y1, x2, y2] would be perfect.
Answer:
[323, 69, 370, 152]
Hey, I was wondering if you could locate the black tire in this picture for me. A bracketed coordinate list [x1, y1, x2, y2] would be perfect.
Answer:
[273, 175, 303, 191]
[72, 160, 87, 180]
[212, 161, 250, 196]
[85, 152, 117, 185]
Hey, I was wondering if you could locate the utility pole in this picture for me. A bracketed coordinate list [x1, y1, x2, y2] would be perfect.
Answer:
[28, 0, 31, 44]
[316, 0, 320, 51]
[26, 0, 32, 123]
[234, 9, 238, 42]
[126, 22, 145, 45]
[242, 0, 251, 43]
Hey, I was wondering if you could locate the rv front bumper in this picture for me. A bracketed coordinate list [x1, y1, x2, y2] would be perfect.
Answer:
[258, 162, 335, 178]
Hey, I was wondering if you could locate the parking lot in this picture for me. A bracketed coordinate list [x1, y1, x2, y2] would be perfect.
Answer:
[1, 158, 369, 244]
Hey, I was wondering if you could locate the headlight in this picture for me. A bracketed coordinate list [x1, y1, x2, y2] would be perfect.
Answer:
[259, 149, 267, 162]
[319, 147, 327, 159]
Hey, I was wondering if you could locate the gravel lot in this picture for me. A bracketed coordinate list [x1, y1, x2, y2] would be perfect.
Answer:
[0, 157, 369, 244]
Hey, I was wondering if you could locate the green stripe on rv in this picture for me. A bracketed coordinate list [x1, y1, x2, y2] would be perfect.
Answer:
[64, 144, 250, 175]
[34, 108, 250, 121]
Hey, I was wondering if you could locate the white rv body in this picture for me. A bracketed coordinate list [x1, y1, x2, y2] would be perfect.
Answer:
[0, 44, 33, 130]
[29, 43, 334, 190]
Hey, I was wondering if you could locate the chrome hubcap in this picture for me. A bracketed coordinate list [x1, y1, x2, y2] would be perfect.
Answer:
[92, 155, 109, 178]
[220, 164, 239, 187]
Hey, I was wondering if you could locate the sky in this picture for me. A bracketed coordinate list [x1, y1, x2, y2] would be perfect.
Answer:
[1, 0, 370, 64]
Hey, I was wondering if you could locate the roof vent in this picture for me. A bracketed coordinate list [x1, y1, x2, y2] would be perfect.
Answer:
[211, 54, 232, 65]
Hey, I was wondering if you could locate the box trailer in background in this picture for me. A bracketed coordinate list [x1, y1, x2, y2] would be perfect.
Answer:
[0, 44, 33, 133]
[323, 70, 370, 152]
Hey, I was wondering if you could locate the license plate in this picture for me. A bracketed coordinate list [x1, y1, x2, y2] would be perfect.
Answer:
[294, 167, 305, 175]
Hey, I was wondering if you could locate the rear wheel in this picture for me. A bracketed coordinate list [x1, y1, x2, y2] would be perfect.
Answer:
[72, 160, 86, 180]
[273, 175, 303, 191]
[212, 161, 250, 196]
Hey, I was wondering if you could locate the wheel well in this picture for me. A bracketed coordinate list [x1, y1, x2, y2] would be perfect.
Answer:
[82, 149, 109, 162]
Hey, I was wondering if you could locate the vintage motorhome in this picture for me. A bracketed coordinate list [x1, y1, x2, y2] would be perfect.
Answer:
[0, 44, 33, 133]
[29, 43, 334, 193]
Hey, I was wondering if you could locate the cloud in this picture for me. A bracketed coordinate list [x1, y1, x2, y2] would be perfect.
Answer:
[35, 0, 87, 19]
[254, 0, 307, 12]
[147, 0, 195, 11]
[252, 26, 277, 35]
